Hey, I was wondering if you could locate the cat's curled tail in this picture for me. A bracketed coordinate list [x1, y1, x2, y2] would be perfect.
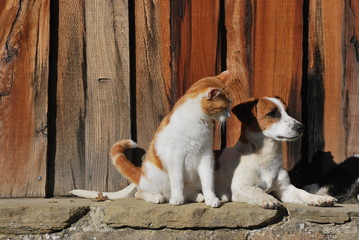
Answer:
[69, 139, 139, 200]
[110, 139, 141, 185]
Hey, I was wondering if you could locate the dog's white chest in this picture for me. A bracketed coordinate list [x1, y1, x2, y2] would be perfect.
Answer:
[254, 155, 282, 192]
[258, 169, 277, 192]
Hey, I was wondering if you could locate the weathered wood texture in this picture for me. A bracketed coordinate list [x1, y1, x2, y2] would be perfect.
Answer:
[225, 0, 253, 146]
[0, 0, 50, 197]
[135, 0, 172, 150]
[305, 0, 359, 172]
[343, 0, 359, 159]
[1, 0, 359, 197]
[53, 0, 86, 195]
[225, 0, 303, 170]
[52, 0, 130, 196]
[84, 0, 131, 192]
[171, 0, 222, 149]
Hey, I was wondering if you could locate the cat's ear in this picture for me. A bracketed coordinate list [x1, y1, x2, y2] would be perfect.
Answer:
[231, 98, 258, 126]
[207, 88, 222, 100]
[216, 70, 231, 82]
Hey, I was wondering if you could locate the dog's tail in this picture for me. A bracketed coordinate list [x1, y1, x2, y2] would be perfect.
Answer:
[110, 139, 142, 185]
[69, 183, 137, 200]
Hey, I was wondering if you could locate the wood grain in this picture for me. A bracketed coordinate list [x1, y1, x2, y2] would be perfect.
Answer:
[53, 0, 86, 195]
[135, 0, 172, 150]
[84, 0, 131, 192]
[0, 0, 49, 197]
[343, 0, 359, 159]
[225, 0, 253, 147]
[306, 0, 359, 170]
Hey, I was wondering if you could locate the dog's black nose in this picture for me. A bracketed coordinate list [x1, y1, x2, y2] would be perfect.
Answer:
[294, 123, 305, 134]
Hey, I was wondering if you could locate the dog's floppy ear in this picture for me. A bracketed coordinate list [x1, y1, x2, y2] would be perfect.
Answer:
[231, 98, 259, 126]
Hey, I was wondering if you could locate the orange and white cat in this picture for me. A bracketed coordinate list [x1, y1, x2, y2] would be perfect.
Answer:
[70, 71, 232, 207]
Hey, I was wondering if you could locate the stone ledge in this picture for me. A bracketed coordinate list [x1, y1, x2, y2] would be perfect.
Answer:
[103, 198, 288, 229]
[0, 198, 92, 234]
[286, 203, 359, 224]
[0, 198, 358, 239]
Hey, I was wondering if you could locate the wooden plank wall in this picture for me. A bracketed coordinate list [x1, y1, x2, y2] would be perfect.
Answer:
[52, 0, 86, 196]
[1, 0, 359, 197]
[0, 0, 49, 197]
[304, 0, 359, 178]
[53, 0, 131, 195]
[135, 0, 172, 151]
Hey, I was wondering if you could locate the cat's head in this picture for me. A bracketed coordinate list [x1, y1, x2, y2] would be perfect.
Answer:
[188, 71, 232, 122]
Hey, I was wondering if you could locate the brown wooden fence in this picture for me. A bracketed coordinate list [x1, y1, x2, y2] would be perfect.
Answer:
[1, 0, 358, 197]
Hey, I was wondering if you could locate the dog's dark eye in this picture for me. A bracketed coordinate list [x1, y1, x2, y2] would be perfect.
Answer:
[267, 110, 280, 118]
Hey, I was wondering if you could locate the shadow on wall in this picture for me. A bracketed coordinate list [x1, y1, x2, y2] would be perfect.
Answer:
[290, 152, 359, 202]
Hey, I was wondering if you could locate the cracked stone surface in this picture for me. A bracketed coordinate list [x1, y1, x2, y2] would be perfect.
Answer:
[103, 198, 287, 229]
[0, 198, 358, 240]
[0, 198, 91, 234]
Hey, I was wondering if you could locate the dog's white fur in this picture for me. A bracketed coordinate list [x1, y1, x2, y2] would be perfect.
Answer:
[215, 97, 337, 208]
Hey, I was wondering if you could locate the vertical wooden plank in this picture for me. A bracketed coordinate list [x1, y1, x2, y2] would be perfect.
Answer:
[171, 0, 222, 149]
[225, 0, 253, 147]
[135, 0, 172, 150]
[344, 0, 359, 158]
[53, 0, 86, 195]
[307, 0, 359, 169]
[320, 0, 346, 165]
[85, 0, 131, 192]
[0, 0, 49, 197]
[172, 0, 221, 96]
[306, 0, 346, 168]
[252, 0, 303, 170]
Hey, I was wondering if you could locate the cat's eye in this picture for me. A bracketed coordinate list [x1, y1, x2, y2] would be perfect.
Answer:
[266, 109, 280, 118]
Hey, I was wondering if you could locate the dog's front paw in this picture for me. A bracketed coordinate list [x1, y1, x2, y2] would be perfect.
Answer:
[308, 196, 337, 207]
[205, 197, 221, 208]
[170, 196, 184, 206]
[260, 196, 282, 209]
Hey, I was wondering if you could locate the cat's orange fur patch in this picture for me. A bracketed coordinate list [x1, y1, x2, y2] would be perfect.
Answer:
[111, 140, 141, 185]
[145, 141, 164, 171]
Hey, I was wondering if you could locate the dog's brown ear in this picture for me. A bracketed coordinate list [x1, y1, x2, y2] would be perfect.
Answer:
[231, 98, 258, 126]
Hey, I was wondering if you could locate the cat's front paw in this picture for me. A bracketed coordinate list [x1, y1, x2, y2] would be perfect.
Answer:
[205, 197, 221, 208]
[170, 196, 184, 206]
[196, 193, 205, 203]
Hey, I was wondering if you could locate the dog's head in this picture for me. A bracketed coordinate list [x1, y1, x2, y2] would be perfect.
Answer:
[232, 97, 304, 141]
